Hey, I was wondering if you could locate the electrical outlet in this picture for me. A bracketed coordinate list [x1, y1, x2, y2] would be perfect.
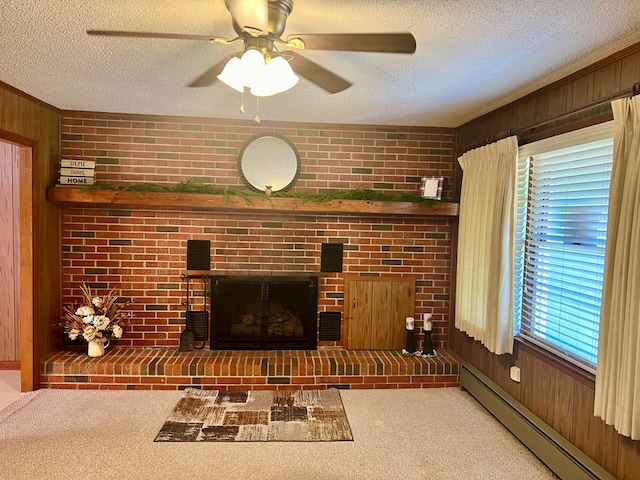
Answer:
[509, 365, 521, 383]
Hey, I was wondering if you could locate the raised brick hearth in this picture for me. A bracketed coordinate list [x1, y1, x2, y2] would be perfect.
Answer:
[40, 347, 461, 390]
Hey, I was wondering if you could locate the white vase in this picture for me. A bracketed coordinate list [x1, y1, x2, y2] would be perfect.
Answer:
[87, 340, 105, 358]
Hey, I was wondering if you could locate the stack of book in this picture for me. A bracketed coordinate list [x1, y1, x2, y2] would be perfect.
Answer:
[58, 159, 95, 186]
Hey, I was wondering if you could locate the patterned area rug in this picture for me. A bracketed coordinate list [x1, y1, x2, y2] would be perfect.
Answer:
[154, 388, 353, 442]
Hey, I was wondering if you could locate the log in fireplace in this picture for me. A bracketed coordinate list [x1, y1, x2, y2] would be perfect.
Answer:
[210, 275, 318, 350]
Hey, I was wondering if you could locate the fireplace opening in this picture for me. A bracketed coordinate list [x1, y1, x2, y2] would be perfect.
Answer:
[210, 275, 318, 350]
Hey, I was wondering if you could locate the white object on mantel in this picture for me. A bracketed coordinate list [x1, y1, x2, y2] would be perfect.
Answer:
[423, 179, 440, 198]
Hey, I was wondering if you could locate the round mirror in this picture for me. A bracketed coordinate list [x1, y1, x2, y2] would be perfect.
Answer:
[239, 133, 300, 192]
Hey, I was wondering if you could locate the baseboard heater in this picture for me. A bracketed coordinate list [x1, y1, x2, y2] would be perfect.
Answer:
[460, 363, 614, 480]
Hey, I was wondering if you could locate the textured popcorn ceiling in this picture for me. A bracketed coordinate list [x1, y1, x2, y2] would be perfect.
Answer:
[2, 0, 640, 127]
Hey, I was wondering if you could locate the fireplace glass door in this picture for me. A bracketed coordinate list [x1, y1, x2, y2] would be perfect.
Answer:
[210, 276, 318, 350]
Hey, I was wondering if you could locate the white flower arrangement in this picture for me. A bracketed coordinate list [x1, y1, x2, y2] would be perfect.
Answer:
[63, 283, 131, 344]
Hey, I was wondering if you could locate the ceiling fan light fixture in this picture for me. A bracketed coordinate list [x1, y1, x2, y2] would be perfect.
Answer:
[88, 1, 417, 99]
[250, 55, 299, 97]
[218, 47, 298, 97]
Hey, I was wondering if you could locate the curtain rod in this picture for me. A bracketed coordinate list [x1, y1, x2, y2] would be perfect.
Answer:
[458, 82, 640, 154]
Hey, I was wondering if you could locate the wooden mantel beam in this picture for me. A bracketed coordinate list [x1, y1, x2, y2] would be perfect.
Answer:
[47, 187, 459, 217]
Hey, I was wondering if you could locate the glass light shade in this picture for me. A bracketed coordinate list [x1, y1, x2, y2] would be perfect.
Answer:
[240, 49, 266, 71]
[217, 57, 245, 93]
[218, 50, 266, 92]
[250, 56, 299, 97]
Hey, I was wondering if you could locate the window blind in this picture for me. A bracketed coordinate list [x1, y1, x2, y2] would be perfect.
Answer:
[513, 155, 529, 335]
[520, 137, 613, 372]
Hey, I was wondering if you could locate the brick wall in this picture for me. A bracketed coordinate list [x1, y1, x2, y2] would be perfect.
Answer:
[60, 112, 456, 350]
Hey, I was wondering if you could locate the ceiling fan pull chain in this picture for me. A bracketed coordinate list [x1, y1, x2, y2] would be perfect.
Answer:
[254, 96, 261, 124]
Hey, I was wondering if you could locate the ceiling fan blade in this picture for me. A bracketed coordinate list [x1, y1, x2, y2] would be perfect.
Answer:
[225, 0, 269, 36]
[285, 52, 352, 94]
[87, 30, 229, 43]
[285, 33, 416, 53]
[187, 52, 239, 87]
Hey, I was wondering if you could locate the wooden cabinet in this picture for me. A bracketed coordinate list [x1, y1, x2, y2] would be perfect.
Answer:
[345, 276, 415, 349]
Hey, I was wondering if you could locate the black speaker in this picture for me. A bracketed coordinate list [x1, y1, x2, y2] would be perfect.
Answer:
[318, 311, 341, 341]
[320, 243, 343, 272]
[187, 240, 210, 270]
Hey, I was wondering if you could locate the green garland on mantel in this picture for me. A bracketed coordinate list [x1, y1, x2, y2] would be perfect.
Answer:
[81, 180, 440, 205]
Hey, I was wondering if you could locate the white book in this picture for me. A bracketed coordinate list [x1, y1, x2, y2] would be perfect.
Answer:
[58, 176, 95, 185]
[59, 167, 95, 177]
[60, 159, 96, 168]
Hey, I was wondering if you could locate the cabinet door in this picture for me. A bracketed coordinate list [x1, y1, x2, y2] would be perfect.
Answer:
[347, 279, 374, 349]
[346, 277, 414, 349]
[370, 281, 393, 349]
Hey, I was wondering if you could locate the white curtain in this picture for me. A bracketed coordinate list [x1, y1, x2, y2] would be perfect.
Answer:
[594, 96, 640, 440]
[455, 136, 518, 354]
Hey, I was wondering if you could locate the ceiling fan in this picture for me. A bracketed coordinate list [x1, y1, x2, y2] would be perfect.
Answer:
[87, 0, 416, 95]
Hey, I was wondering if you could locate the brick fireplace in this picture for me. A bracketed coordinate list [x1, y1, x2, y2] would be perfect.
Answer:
[58, 112, 457, 355]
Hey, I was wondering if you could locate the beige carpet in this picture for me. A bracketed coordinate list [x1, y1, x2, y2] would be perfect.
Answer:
[155, 388, 353, 442]
[0, 387, 556, 480]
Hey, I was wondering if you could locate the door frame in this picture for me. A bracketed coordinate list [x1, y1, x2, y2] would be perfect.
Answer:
[0, 132, 34, 391]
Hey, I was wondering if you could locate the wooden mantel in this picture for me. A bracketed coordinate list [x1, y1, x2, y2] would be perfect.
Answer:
[47, 187, 459, 217]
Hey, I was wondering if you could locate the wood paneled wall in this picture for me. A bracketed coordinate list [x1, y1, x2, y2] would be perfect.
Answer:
[457, 42, 640, 151]
[0, 82, 61, 390]
[452, 332, 640, 479]
[451, 41, 640, 480]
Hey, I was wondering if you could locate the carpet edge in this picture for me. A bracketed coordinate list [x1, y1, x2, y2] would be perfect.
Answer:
[0, 390, 43, 424]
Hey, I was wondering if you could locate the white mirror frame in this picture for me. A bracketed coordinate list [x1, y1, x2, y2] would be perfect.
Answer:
[238, 133, 300, 192]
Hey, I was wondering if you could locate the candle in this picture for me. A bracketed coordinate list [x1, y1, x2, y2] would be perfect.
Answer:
[423, 313, 432, 331]
[405, 316, 414, 330]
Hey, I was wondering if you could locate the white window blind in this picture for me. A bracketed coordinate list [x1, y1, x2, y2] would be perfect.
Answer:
[517, 123, 613, 372]
[513, 155, 529, 336]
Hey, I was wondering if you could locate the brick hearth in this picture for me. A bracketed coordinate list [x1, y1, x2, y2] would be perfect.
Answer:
[40, 347, 461, 390]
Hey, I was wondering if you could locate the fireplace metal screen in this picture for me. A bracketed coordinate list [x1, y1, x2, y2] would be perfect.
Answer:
[210, 275, 318, 350]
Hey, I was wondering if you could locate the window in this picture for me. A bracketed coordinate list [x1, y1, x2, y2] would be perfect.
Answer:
[515, 122, 614, 373]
